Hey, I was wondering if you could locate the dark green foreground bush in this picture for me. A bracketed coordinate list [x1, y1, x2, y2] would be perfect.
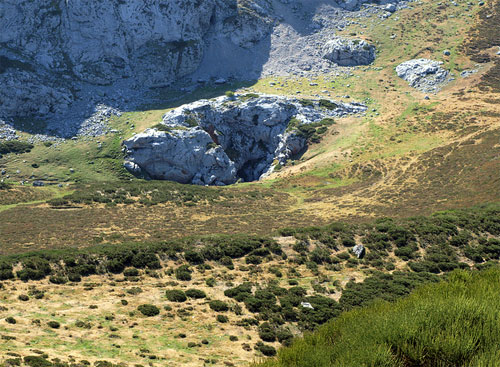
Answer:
[255, 267, 500, 367]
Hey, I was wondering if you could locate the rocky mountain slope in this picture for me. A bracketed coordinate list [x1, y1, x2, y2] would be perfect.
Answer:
[0, 0, 403, 136]
[0, 0, 499, 365]
[0, 0, 273, 127]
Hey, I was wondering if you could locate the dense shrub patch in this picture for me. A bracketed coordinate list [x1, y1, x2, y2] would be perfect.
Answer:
[137, 304, 160, 317]
[185, 289, 206, 299]
[339, 271, 439, 311]
[216, 314, 229, 323]
[165, 290, 187, 303]
[175, 265, 192, 281]
[209, 300, 229, 312]
[0, 141, 33, 155]
[254, 267, 500, 367]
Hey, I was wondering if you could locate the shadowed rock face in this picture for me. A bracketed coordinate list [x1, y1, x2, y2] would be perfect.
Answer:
[0, 0, 403, 137]
[123, 94, 367, 185]
[0, 0, 273, 119]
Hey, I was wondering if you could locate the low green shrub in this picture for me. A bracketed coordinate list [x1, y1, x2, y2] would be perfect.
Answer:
[23, 356, 52, 367]
[175, 265, 192, 281]
[68, 273, 82, 282]
[184, 250, 204, 264]
[47, 321, 60, 329]
[340, 271, 438, 311]
[216, 314, 229, 323]
[126, 287, 143, 295]
[137, 304, 160, 317]
[318, 99, 339, 110]
[0, 141, 33, 155]
[277, 328, 294, 346]
[256, 342, 276, 357]
[166, 289, 187, 302]
[186, 289, 206, 299]
[206, 277, 216, 287]
[259, 322, 276, 342]
[123, 268, 139, 277]
[337, 252, 350, 260]
[225, 282, 253, 302]
[209, 300, 229, 312]
[49, 275, 68, 284]
[246, 255, 262, 265]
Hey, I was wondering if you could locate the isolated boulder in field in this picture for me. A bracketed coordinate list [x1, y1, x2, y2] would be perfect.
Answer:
[396, 59, 451, 93]
[353, 244, 366, 259]
[323, 38, 376, 66]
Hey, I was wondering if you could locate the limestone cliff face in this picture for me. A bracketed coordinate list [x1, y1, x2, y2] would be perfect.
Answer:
[0, 0, 273, 118]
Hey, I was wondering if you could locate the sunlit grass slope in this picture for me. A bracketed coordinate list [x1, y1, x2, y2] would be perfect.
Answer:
[256, 267, 500, 367]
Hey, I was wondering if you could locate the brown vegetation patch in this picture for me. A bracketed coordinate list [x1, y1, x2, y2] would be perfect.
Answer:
[463, 0, 500, 92]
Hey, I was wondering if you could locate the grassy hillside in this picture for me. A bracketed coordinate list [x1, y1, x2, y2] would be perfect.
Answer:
[0, 0, 499, 365]
[0, 205, 498, 366]
[255, 267, 500, 367]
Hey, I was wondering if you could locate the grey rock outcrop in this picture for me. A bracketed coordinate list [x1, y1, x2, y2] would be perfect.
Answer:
[124, 128, 237, 186]
[396, 59, 451, 93]
[76, 104, 121, 137]
[384, 3, 397, 12]
[123, 94, 367, 185]
[460, 69, 478, 78]
[0, 0, 273, 120]
[0, 120, 18, 141]
[352, 244, 365, 259]
[0, 70, 74, 118]
[339, 0, 400, 11]
[323, 38, 376, 66]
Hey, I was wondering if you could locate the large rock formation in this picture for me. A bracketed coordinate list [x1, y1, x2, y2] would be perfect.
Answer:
[0, 0, 273, 119]
[123, 94, 367, 185]
[396, 59, 451, 93]
[0, 0, 403, 128]
[338, 0, 400, 11]
[323, 37, 376, 66]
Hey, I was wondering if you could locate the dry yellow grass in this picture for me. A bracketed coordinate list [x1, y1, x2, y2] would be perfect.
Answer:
[0, 245, 369, 366]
